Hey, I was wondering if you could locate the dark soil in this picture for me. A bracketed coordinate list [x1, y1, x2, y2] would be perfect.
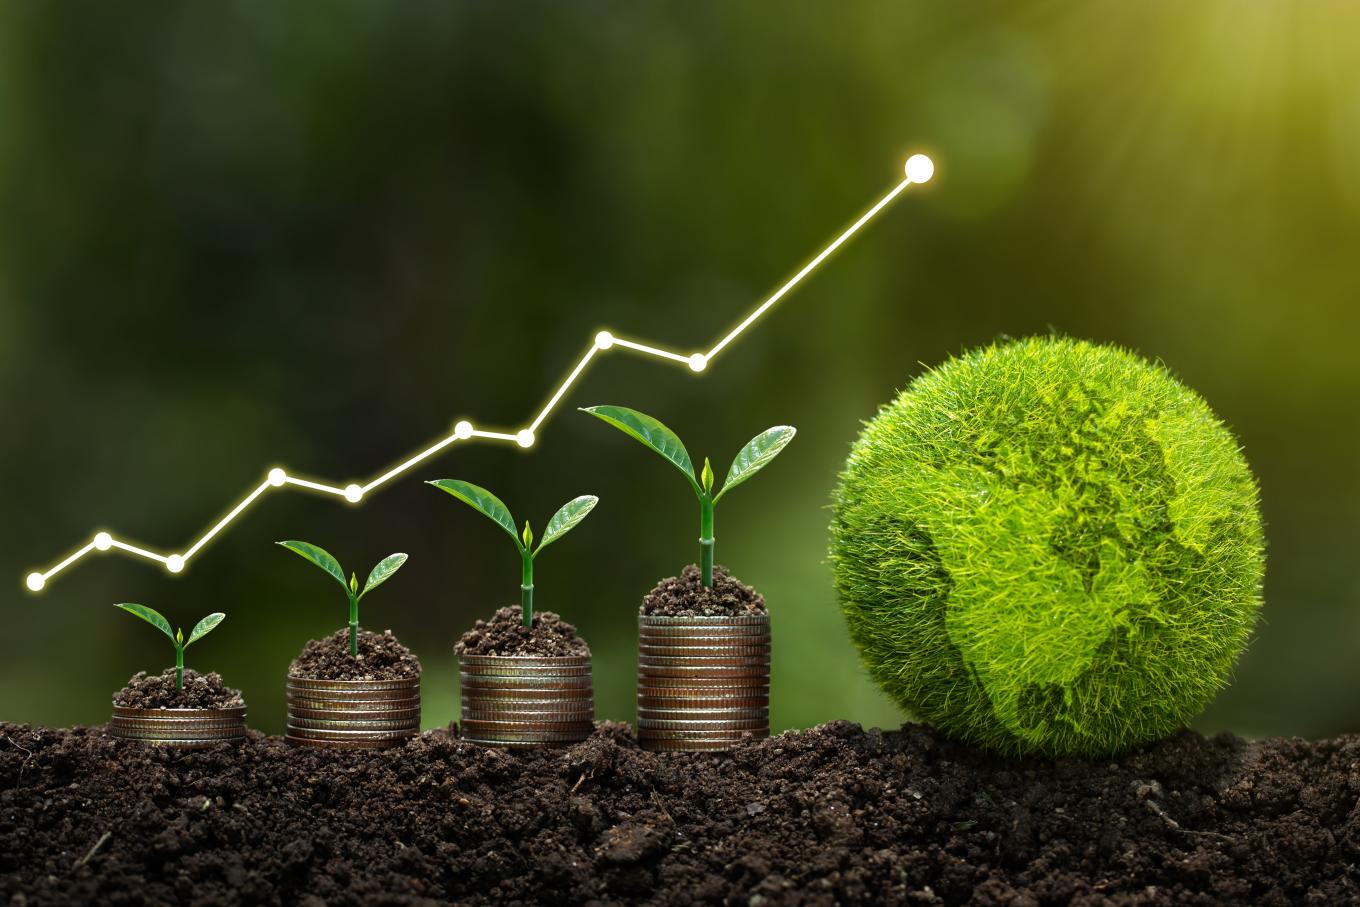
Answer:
[289, 628, 421, 681]
[456, 607, 590, 657]
[640, 564, 768, 617]
[111, 669, 244, 710]
[4, 721, 1356, 905]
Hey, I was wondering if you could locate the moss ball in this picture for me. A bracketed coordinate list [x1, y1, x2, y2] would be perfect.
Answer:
[830, 337, 1265, 757]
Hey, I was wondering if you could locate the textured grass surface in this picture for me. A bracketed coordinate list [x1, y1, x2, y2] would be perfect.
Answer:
[830, 337, 1265, 757]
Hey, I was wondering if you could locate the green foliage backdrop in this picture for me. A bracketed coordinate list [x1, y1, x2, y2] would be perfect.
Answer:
[0, 2, 1357, 741]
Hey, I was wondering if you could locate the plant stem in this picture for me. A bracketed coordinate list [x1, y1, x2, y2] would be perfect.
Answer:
[348, 593, 359, 658]
[520, 549, 534, 627]
[175, 645, 184, 691]
[699, 493, 715, 588]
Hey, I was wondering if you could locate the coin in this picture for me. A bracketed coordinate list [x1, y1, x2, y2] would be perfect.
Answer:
[458, 654, 596, 748]
[286, 677, 420, 693]
[285, 676, 422, 748]
[285, 735, 411, 750]
[638, 654, 771, 668]
[108, 706, 248, 748]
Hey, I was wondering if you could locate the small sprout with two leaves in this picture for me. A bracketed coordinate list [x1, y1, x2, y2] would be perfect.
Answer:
[427, 479, 597, 627]
[114, 603, 225, 691]
[580, 405, 795, 588]
[277, 541, 408, 658]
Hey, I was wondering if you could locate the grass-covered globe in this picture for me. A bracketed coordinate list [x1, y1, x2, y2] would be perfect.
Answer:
[830, 336, 1264, 757]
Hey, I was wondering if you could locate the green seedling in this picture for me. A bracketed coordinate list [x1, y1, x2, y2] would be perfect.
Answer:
[277, 541, 408, 657]
[580, 405, 795, 588]
[114, 603, 225, 691]
[427, 479, 597, 627]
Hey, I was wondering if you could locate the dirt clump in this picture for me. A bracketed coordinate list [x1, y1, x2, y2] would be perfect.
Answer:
[456, 607, 590, 657]
[112, 668, 243, 709]
[288, 628, 421, 681]
[640, 564, 767, 617]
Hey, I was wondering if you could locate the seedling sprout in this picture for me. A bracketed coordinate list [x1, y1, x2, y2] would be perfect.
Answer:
[580, 405, 795, 588]
[114, 603, 225, 691]
[277, 541, 408, 657]
[427, 479, 597, 627]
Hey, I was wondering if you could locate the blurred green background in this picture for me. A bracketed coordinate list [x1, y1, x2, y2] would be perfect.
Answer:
[2, 2, 1357, 741]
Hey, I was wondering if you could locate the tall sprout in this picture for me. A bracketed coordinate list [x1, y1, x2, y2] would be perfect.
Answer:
[277, 541, 408, 657]
[427, 479, 598, 627]
[580, 405, 795, 587]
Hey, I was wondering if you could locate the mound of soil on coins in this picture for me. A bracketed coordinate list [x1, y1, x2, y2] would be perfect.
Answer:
[456, 607, 590, 657]
[111, 668, 244, 709]
[640, 564, 767, 617]
[2, 721, 1353, 905]
[288, 628, 421, 681]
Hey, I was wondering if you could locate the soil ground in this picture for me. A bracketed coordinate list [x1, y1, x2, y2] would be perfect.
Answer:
[289, 628, 421, 681]
[456, 607, 590, 657]
[1, 720, 1357, 906]
[641, 565, 767, 617]
[112, 669, 244, 710]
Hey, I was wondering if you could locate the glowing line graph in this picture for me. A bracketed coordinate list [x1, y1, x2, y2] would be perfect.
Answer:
[24, 154, 935, 592]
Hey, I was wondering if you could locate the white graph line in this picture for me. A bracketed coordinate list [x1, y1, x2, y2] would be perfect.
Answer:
[24, 154, 934, 592]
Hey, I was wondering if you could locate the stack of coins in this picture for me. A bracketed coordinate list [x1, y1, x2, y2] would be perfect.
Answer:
[285, 676, 421, 749]
[637, 614, 770, 751]
[109, 705, 248, 749]
[459, 655, 594, 747]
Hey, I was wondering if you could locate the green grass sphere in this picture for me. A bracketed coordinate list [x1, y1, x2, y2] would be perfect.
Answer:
[830, 337, 1264, 757]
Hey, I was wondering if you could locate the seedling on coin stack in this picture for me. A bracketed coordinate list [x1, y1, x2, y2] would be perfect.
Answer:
[580, 405, 794, 751]
[427, 479, 600, 748]
[109, 604, 247, 748]
[277, 541, 422, 749]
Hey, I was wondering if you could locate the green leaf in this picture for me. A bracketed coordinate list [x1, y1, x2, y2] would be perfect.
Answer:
[186, 613, 225, 647]
[115, 603, 176, 644]
[535, 495, 598, 557]
[579, 405, 698, 493]
[427, 479, 522, 550]
[360, 553, 408, 600]
[715, 425, 797, 503]
[276, 540, 348, 591]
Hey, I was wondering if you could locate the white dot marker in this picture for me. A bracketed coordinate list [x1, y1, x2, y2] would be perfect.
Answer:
[688, 353, 708, 372]
[267, 468, 287, 487]
[516, 429, 535, 448]
[905, 154, 934, 184]
[166, 555, 185, 574]
[94, 532, 113, 551]
[594, 331, 615, 350]
[454, 420, 474, 439]
[344, 484, 364, 503]
[25, 573, 44, 592]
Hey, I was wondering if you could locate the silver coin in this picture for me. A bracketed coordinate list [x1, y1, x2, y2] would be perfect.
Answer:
[109, 726, 246, 742]
[460, 729, 592, 744]
[637, 706, 768, 719]
[288, 705, 422, 721]
[111, 705, 247, 719]
[287, 716, 421, 732]
[286, 677, 420, 693]
[460, 718, 594, 733]
[285, 735, 411, 750]
[637, 717, 768, 731]
[638, 654, 771, 668]
[286, 725, 418, 741]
